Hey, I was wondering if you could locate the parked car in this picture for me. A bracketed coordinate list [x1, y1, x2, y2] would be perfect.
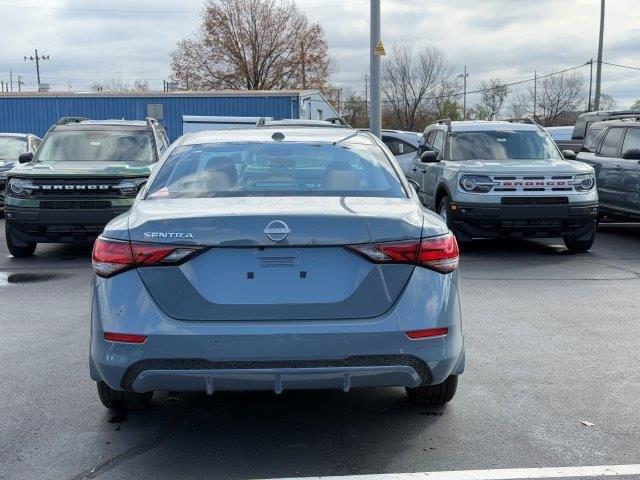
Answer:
[0, 133, 41, 212]
[90, 125, 465, 410]
[557, 109, 640, 153]
[380, 130, 421, 176]
[576, 118, 640, 221]
[545, 126, 574, 142]
[4, 117, 170, 257]
[407, 119, 599, 252]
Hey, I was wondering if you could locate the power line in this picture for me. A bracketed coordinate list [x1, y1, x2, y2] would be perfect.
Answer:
[601, 61, 640, 72]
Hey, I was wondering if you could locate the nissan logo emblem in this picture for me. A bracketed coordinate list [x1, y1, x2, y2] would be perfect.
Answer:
[264, 220, 290, 242]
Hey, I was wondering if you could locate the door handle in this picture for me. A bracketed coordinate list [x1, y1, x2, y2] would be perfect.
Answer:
[411, 167, 416, 171]
[612, 164, 622, 170]
[419, 168, 426, 173]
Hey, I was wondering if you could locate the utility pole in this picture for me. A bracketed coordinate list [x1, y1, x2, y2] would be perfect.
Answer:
[369, 0, 381, 138]
[24, 49, 51, 90]
[9, 70, 13, 92]
[17, 76, 25, 92]
[533, 70, 537, 118]
[458, 66, 469, 120]
[594, 0, 605, 110]
[588, 58, 594, 111]
[364, 73, 369, 119]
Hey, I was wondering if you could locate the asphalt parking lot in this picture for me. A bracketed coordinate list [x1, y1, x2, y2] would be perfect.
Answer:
[1, 218, 639, 480]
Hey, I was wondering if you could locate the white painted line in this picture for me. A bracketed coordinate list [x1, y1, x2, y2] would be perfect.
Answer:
[275, 464, 640, 480]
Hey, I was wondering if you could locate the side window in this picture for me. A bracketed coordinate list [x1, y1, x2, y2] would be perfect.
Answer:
[621, 128, 640, 155]
[381, 136, 399, 155]
[432, 131, 444, 153]
[425, 131, 436, 149]
[598, 128, 624, 157]
[155, 129, 168, 155]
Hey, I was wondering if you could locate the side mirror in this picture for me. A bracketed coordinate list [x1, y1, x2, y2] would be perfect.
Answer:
[562, 149, 576, 160]
[622, 148, 640, 160]
[18, 152, 34, 164]
[420, 150, 438, 163]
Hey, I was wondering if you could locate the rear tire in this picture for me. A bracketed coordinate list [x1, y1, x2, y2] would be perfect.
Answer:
[563, 225, 596, 253]
[5, 223, 36, 257]
[96, 381, 153, 411]
[406, 375, 458, 406]
[438, 196, 454, 230]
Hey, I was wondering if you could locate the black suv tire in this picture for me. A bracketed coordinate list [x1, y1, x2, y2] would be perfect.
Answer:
[96, 381, 153, 410]
[563, 225, 596, 253]
[5, 223, 36, 257]
[406, 375, 458, 406]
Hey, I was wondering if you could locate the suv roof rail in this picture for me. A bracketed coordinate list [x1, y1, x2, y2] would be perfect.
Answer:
[428, 118, 452, 133]
[56, 116, 89, 125]
[325, 116, 352, 127]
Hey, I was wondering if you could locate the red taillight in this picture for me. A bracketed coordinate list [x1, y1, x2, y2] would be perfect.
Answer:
[418, 234, 459, 273]
[104, 332, 147, 344]
[92, 237, 200, 278]
[347, 233, 459, 274]
[406, 327, 448, 339]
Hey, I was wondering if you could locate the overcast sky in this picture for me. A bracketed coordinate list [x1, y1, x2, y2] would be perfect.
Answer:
[1, 0, 639, 109]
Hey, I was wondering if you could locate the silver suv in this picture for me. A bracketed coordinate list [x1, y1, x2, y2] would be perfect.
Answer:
[407, 119, 599, 252]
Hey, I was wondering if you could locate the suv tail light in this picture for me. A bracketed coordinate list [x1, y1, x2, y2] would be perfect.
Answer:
[347, 233, 459, 274]
[92, 237, 201, 278]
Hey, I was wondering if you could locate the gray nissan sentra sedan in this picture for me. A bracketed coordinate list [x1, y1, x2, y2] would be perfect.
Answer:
[90, 126, 465, 410]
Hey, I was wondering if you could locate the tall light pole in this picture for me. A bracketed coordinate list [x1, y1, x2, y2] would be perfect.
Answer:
[594, 0, 605, 111]
[588, 58, 594, 111]
[24, 49, 51, 90]
[458, 66, 469, 120]
[370, 0, 382, 138]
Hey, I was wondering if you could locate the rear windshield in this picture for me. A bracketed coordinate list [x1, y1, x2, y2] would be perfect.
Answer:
[0, 137, 27, 160]
[37, 130, 155, 162]
[449, 130, 562, 161]
[146, 141, 406, 198]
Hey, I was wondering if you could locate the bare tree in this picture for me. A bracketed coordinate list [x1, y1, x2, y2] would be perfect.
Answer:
[506, 92, 533, 119]
[632, 99, 640, 109]
[340, 87, 368, 128]
[170, 0, 330, 91]
[592, 93, 617, 110]
[474, 78, 509, 120]
[89, 78, 150, 92]
[134, 79, 150, 92]
[382, 44, 455, 131]
[534, 71, 585, 126]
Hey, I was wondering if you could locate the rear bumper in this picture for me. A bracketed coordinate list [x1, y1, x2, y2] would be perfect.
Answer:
[90, 268, 465, 393]
[5, 205, 129, 243]
[451, 201, 598, 240]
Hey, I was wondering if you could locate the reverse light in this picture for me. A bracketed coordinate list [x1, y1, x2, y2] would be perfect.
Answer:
[347, 233, 459, 274]
[406, 327, 448, 339]
[92, 237, 201, 278]
[104, 332, 147, 344]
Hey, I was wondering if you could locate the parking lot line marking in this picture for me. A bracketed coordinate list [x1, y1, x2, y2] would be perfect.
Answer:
[276, 464, 640, 480]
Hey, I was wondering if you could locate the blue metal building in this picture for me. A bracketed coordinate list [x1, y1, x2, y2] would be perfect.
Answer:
[0, 90, 337, 141]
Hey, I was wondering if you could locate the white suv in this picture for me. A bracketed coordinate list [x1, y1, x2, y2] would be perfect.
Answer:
[407, 119, 599, 252]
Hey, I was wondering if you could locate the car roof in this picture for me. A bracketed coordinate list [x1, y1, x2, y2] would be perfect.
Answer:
[181, 126, 377, 145]
[0, 133, 29, 138]
[591, 118, 640, 128]
[52, 120, 150, 131]
[448, 120, 541, 132]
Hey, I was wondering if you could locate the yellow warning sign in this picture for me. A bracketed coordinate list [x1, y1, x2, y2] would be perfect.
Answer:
[373, 40, 386, 56]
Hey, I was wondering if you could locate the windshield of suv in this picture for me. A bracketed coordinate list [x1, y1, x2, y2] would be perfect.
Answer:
[0, 137, 27, 160]
[37, 130, 155, 162]
[449, 130, 562, 161]
[146, 141, 406, 198]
